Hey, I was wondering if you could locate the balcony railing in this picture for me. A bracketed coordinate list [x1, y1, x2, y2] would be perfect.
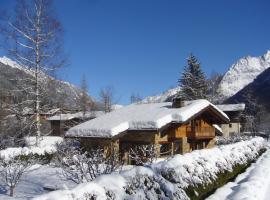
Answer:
[187, 126, 215, 138]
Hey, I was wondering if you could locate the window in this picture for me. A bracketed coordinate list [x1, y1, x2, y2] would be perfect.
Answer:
[196, 142, 204, 150]
[229, 123, 232, 128]
[173, 141, 182, 154]
[229, 132, 235, 137]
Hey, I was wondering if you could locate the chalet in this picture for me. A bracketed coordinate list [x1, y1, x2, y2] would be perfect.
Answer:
[66, 99, 229, 164]
[47, 111, 104, 136]
[216, 104, 245, 137]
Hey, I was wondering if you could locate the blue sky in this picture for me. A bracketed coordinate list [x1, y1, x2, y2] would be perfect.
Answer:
[1, 0, 270, 104]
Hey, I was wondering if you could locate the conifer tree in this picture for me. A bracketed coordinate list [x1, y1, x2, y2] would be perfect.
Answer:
[178, 54, 208, 100]
[79, 75, 92, 116]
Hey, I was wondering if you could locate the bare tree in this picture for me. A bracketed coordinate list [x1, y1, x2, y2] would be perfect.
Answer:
[130, 93, 142, 104]
[0, 157, 32, 196]
[0, 0, 65, 145]
[129, 144, 159, 165]
[99, 86, 115, 113]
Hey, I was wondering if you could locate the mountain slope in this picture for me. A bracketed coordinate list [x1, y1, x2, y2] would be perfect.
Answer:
[225, 67, 270, 129]
[0, 56, 82, 109]
[141, 87, 181, 103]
[218, 50, 270, 99]
[226, 67, 270, 110]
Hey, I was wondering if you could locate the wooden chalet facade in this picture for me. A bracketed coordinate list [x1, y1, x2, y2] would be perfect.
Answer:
[66, 99, 229, 164]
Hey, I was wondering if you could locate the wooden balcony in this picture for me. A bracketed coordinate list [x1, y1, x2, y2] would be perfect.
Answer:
[187, 126, 215, 139]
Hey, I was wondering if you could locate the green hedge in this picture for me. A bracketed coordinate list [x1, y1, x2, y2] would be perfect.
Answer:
[15, 152, 54, 164]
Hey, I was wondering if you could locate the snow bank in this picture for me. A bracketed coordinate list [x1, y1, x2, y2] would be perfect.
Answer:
[66, 99, 229, 138]
[35, 137, 266, 200]
[0, 136, 63, 160]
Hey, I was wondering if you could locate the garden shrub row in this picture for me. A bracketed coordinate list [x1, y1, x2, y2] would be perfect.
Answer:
[35, 137, 267, 200]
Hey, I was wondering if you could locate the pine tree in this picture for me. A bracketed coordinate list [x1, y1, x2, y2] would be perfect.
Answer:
[178, 54, 208, 100]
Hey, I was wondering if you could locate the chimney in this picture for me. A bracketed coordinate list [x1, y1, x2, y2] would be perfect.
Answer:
[172, 96, 186, 108]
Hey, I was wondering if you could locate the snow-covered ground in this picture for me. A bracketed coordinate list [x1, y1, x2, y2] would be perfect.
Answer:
[0, 164, 76, 200]
[207, 149, 270, 200]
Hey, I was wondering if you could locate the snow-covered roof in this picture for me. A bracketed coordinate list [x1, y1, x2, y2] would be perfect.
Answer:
[217, 104, 245, 112]
[66, 99, 229, 138]
[48, 111, 104, 121]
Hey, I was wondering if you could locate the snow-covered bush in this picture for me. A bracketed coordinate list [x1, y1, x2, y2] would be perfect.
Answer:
[129, 144, 159, 165]
[215, 134, 254, 145]
[58, 145, 123, 184]
[35, 137, 267, 200]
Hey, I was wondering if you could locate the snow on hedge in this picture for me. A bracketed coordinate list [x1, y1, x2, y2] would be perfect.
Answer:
[66, 99, 229, 138]
[0, 136, 63, 160]
[207, 149, 270, 200]
[152, 137, 265, 188]
[35, 137, 266, 200]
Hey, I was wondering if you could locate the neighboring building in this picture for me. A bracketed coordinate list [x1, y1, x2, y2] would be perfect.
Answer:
[22, 108, 62, 120]
[47, 111, 104, 136]
[66, 99, 229, 164]
[217, 104, 245, 137]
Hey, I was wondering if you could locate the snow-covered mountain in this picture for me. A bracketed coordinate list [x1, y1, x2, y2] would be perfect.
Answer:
[141, 87, 181, 103]
[218, 50, 270, 99]
[141, 50, 270, 103]
[226, 66, 270, 110]
[0, 56, 83, 109]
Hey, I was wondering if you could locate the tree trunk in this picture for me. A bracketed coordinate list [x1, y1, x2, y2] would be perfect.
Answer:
[35, 11, 41, 146]
[35, 70, 41, 146]
[10, 186, 14, 196]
